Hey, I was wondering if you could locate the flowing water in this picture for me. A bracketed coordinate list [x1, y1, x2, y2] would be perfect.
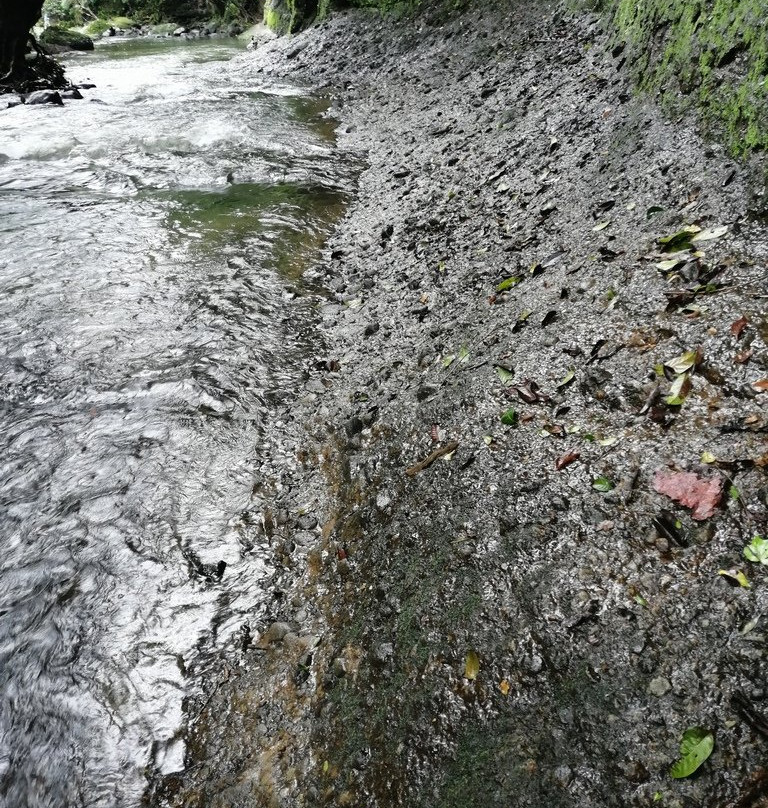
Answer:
[0, 37, 353, 808]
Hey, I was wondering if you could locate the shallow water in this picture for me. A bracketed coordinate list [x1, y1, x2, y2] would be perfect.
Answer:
[0, 37, 352, 808]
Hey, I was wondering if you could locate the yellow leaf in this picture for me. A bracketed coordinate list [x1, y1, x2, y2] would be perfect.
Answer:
[499, 679, 510, 696]
[700, 451, 717, 464]
[464, 650, 480, 680]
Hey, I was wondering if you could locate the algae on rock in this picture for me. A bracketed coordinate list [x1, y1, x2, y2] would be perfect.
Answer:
[604, 0, 768, 155]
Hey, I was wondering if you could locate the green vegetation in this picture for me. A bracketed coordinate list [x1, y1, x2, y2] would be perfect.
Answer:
[39, 24, 94, 49]
[602, 0, 768, 154]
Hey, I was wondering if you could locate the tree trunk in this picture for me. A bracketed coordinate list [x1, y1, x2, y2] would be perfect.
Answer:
[0, 0, 43, 78]
[0, 0, 67, 92]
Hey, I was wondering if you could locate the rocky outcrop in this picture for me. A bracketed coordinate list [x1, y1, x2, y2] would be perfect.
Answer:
[264, 0, 319, 35]
[601, 0, 768, 154]
[39, 26, 94, 52]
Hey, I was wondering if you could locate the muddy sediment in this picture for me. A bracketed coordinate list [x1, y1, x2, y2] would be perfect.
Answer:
[148, 3, 768, 806]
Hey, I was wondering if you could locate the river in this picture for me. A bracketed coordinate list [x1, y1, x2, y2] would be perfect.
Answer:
[0, 36, 352, 808]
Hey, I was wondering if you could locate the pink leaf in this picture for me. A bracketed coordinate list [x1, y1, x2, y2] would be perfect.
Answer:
[653, 470, 723, 520]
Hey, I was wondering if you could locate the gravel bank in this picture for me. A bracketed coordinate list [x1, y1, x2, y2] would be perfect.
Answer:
[148, 3, 768, 806]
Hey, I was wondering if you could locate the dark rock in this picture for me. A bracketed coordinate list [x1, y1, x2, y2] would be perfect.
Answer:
[61, 88, 83, 100]
[24, 91, 64, 106]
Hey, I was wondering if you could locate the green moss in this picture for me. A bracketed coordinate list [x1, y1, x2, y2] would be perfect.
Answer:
[606, 0, 768, 155]
[39, 25, 94, 49]
[84, 16, 135, 35]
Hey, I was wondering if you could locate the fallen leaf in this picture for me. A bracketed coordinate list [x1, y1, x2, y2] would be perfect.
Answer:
[665, 373, 692, 406]
[658, 226, 701, 253]
[719, 568, 750, 588]
[593, 220, 611, 231]
[442, 354, 455, 368]
[656, 256, 687, 271]
[500, 408, 518, 426]
[556, 369, 575, 388]
[691, 225, 728, 243]
[665, 349, 700, 374]
[735, 350, 753, 364]
[744, 536, 768, 565]
[515, 379, 546, 404]
[457, 345, 470, 363]
[669, 727, 714, 779]
[752, 379, 768, 392]
[592, 476, 614, 492]
[496, 366, 515, 385]
[653, 470, 723, 520]
[731, 315, 749, 338]
[497, 276, 522, 292]
[464, 650, 480, 680]
[499, 679, 511, 696]
[482, 435, 494, 446]
[597, 436, 618, 447]
[556, 451, 580, 471]
[729, 484, 741, 501]
[700, 451, 717, 464]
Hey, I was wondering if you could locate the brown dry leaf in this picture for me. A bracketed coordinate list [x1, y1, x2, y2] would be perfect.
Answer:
[556, 451, 581, 471]
[653, 470, 723, 520]
[499, 679, 511, 696]
[731, 315, 749, 338]
[735, 350, 753, 365]
[752, 379, 768, 392]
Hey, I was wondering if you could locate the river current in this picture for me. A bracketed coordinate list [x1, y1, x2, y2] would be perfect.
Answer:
[0, 37, 351, 808]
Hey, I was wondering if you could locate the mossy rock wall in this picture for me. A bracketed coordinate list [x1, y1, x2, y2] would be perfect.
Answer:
[604, 0, 768, 155]
[264, 0, 318, 34]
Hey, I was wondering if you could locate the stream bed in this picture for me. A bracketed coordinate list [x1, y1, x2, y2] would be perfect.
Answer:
[0, 36, 353, 808]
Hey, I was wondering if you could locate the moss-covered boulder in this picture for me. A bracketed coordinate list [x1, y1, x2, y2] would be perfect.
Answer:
[604, 0, 768, 155]
[264, 0, 319, 35]
[39, 26, 95, 52]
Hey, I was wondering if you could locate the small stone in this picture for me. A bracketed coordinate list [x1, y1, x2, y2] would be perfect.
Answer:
[649, 676, 671, 696]
[372, 642, 394, 664]
[264, 622, 291, 644]
[296, 514, 318, 531]
[554, 765, 572, 787]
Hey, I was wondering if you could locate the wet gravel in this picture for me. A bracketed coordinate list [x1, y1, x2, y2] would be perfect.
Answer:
[147, 2, 768, 806]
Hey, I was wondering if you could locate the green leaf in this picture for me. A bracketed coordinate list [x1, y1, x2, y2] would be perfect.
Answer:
[482, 435, 494, 446]
[658, 226, 701, 253]
[442, 354, 456, 369]
[729, 485, 740, 501]
[497, 276, 522, 292]
[457, 345, 470, 363]
[592, 220, 611, 231]
[592, 476, 614, 492]
[597, 436, 618, 447]
[556, 369, 575, 388]
[744, 536, 768, 565]
[665, 373, 691, 406]
[700, 451, 717, 464]
[500, 408, 518, 426]
[669, 727, 714, 779]
[647, 205, 665, 219]
[464, 650, 480, 680]
[634, 594, 649, 607]
[496, 366, 515, 385]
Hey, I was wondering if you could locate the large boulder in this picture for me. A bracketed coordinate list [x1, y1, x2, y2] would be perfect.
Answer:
[39, 26, 94, 52]
[264, 0, 318, 35]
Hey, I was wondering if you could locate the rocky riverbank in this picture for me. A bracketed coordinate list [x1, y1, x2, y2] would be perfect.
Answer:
[147, 2, 768, 806]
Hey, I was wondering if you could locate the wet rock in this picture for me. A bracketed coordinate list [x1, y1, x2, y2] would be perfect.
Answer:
[263, 621, 292, 644]
[296, 514, 318, 531]
[24, 90, 64, 106]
